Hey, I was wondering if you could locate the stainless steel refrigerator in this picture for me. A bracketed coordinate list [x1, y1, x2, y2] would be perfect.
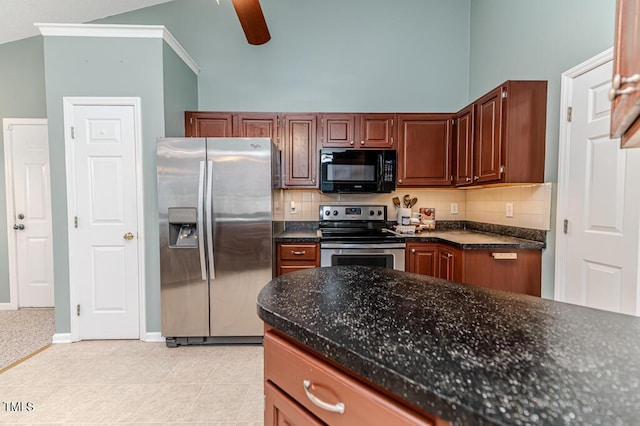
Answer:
[157, 137, 281, 347]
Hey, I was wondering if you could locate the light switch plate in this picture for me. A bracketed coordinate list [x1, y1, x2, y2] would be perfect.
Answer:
[506, 202, 514, 217]
[450, 203, 458, 214]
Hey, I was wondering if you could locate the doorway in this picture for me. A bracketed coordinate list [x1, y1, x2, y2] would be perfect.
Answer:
[555, 48, 640, 316]
[63, 97, 146, 340]
[2, 118, 54, 309]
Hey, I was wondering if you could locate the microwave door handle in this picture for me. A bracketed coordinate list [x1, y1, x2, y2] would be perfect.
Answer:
[206, 160, 215, 280]
[197, 161, 207, 281]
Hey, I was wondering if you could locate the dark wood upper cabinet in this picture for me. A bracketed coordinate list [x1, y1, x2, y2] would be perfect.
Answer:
[185, 111, 233, 137]
[474, 87, 503, 184]
[453, 105, 474, 186]
[235, 113, 278, 141]
[397, 113, 453, 186]
[319, 114, 356, 148]
[282, 114, 317, 187]
[611, 0, 640, 147]
[358, 114, 396, 148]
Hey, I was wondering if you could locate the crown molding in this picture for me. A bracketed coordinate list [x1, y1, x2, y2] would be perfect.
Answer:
[35, 23, 199, 74]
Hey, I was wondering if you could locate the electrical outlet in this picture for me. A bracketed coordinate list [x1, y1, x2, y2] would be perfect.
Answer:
[290, 200, 297, 214]
[450, 203, 458, 214]
[506, 202, 514, 218]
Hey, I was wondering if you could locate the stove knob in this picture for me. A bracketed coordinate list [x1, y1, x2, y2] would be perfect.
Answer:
[369, 210, 375, 216]
[332, 210, 338, 216]
[324, 210, 330, 216]
[377, 210, 383, 216]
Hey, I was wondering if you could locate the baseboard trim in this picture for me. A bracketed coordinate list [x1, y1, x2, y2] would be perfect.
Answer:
[0, 303, 17, 311]
[52, 333, 72, 344]
[143, 332, 165, 343]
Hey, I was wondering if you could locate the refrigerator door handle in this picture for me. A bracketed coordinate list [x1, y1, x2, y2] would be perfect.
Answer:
[197, 161, 207, 281]
[206, 160, 215, 280]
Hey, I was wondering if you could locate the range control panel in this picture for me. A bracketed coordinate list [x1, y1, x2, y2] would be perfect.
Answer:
[319, 205, 387, 222]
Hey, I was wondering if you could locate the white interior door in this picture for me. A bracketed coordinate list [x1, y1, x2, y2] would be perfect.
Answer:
[556, 53, 640, 315]
[3, 119, 54, 308]
[65, 101, 141, 339]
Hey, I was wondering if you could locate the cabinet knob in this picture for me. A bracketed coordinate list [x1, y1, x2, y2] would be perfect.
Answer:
[411, 248, 416, 253]
[360, 140, 365, 145]
[350, 141, 354, 145]
[311, 179, 316, 184]
[398, 179, 403, 184]
[474, 176, 479, 181]
[609, 86, 636, 101]
[465, 177, 471, 182]
[612, 73, 640, 89]
[447, 253, 452, 258]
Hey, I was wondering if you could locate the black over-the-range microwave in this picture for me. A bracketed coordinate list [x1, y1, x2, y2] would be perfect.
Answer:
[319, 148, 397, 193]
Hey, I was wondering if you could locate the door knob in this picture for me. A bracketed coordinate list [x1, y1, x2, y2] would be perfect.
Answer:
[123, 232, 135, 240]
[13, 224, 25, 230]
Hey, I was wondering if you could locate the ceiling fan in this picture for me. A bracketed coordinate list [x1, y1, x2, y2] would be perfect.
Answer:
[229, 0, 271, 45]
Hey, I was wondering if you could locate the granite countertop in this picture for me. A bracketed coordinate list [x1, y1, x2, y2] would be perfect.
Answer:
[257, 266, 640, 425]
[274, 228, 543, 249]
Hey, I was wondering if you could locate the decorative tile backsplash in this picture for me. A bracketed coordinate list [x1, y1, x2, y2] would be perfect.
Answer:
[283, 183, 553, 230]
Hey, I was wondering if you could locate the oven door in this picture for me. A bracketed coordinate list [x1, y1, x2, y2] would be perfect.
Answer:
[320, 243, 406, 271]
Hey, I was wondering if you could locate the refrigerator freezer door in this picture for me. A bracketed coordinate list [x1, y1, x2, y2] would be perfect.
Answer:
[157, 138, 210, 337]
[208, 138, 273, 337]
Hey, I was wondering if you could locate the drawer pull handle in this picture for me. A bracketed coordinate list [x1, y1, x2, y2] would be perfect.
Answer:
[291, 250, 307, 255]
[492, 253, 517, 260]
[302, 380, 345, 414]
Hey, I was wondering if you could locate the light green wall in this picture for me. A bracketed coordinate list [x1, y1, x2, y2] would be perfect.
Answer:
[0, 36, 46, 303]
[469, 0, 616, 298]
[163, 42, 198, 137]
[43, 36, 167, 332]
[96, 0, 472, 112]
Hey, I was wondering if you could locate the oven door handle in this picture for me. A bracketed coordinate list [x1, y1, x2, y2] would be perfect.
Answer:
[320, 242, 406, 249]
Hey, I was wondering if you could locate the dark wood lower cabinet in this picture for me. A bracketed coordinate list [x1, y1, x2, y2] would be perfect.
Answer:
[277, 243, 320, 276]
[406, 243, 541, 296]
[264, 329, 442, 426]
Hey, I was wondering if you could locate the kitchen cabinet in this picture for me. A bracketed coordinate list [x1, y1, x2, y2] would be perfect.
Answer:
[282, 115, 318, 188]
[454, 81, 547, 186]
[235, 112, 278, 141]
[264, 329, 438, 426]
[397, 114, 453, 186]
[277, 243, 320, 276]
[406, 242, 461, 282]
[453, 105, 474, 186]
[610, 0, 640, 147]
[319, 114, 357, 148]
[358, 113, 396, 148]
[185, 111, 233, 137]
[463, 249, 541, 297]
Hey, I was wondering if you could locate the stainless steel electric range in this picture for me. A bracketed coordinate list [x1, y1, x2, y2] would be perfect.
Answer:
[318, 205, 405, 271]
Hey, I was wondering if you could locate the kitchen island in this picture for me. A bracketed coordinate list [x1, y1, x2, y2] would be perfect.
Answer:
[257, 266, 640, 425]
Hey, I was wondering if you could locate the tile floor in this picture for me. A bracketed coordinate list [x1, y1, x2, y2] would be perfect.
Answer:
[0, 340, 264, 425]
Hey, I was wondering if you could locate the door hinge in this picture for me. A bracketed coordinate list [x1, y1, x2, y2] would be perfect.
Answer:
[563, 219, 569, 234]
[390, 119, 394, 127]
[76, 304, 80, 316]
[451, 118, 455, 126]
[567, 107, 573, 122]
[70, 126, 75, 139]
[74, 216, 78, 228]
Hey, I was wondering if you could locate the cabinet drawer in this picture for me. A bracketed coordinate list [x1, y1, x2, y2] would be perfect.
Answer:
[265, 381, 323, 426]
[279, 244, 318, 261]
[264, 331, 433, 426]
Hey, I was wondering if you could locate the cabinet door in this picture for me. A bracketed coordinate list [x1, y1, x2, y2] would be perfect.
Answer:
[611, 0, 640, 147]
[474, 87, 503, 184]
[235, 113, 278, 142]
[437, 245, 461, 282]
[407, 243, 437, 276]
[185, 111, 233, 137]
[358, 114, 396, 148]
[265, 381, 323, 426]
[453, 105, 474, 186]
[397, 114, 453, 186]
[283, 115, 318, 187]
[320, 114, 356, 148]
[463, 249, 541, 296]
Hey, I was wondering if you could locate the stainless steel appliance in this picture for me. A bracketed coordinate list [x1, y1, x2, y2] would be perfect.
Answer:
[319, 149, 396, 193]
[157, 137, 280, 347]
[319, 205, 405, 270]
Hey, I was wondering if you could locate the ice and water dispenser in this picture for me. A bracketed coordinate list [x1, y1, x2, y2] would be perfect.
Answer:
[168, 208, 198, 248]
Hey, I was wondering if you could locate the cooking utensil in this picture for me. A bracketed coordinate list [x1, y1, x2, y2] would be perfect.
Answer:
[403, 194, 411, 208]
[409, 197, 417, 208]
[392, 197, 400, 208]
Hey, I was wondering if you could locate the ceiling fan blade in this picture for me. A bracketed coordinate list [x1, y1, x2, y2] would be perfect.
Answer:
[230, 0, 271, 45]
